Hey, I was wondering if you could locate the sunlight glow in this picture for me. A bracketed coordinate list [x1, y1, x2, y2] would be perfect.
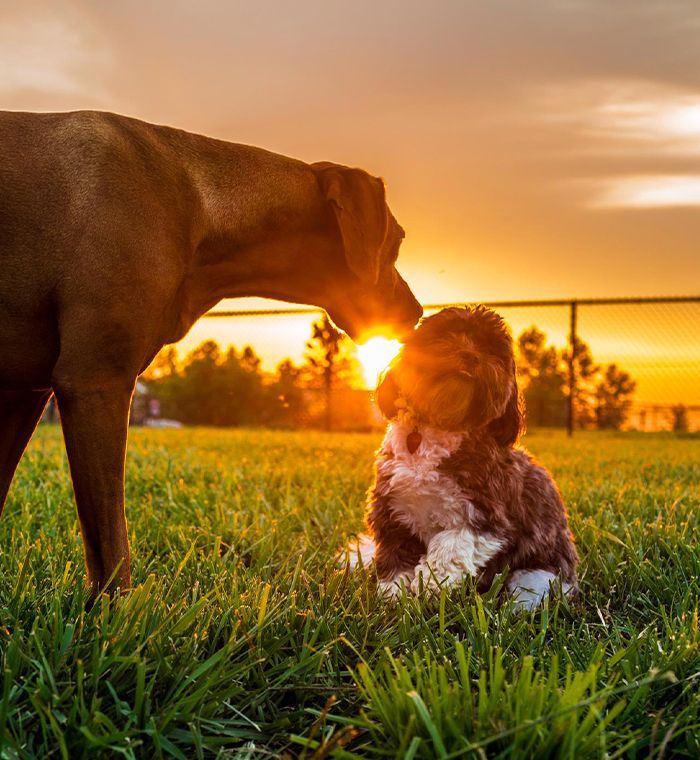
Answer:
[356, 337, 402, 388]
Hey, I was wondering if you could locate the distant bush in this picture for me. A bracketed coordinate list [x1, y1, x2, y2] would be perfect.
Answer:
[141, 316, 367, 429]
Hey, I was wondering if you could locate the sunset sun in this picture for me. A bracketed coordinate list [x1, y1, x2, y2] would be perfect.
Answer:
[356, 337, 402, 388]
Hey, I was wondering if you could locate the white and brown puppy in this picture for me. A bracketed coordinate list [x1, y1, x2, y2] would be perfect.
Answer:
[359, 305, 578, 609]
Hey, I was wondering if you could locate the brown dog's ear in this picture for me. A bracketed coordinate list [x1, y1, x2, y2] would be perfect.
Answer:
[487, 383, 523, 447]
[313, 162, 389, 285]
[375, 368, 400, 419]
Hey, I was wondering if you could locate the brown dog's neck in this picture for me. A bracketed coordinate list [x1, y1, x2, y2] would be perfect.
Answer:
[164, 144, 338, 343]
[191, 144, 328, 286]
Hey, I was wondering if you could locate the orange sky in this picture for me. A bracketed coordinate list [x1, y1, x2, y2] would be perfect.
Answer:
[2, 1, 699, 401]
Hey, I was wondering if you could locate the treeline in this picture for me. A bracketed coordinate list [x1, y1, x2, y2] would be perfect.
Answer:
[518, 327, 635, 429]
[139, 316, 364, 429]
[139, 318, 637, 430]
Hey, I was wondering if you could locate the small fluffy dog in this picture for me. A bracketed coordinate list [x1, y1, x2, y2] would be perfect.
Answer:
[357, 305, 578, 609]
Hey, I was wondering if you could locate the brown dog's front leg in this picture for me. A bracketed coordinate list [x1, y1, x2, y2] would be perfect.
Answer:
[54, 382, 134, 600]
[0, 390, 52, 513]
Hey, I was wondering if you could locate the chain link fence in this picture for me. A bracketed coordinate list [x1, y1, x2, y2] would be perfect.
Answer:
[183, 295, 700, 433]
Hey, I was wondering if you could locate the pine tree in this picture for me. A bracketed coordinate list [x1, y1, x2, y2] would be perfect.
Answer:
[302, 314, 360, 429]
[595, 364, 636, 429]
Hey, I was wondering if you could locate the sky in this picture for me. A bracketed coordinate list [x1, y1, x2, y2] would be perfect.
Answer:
[2, 0, 699, 401]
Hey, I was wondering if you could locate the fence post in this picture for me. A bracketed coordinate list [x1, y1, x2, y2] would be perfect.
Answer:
[567, 300, 578, 437]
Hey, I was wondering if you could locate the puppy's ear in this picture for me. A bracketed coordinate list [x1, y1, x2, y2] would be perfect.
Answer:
[375, 368, 400, 419]
[313, 162, 389, 285]
[487, 383, 523, 446]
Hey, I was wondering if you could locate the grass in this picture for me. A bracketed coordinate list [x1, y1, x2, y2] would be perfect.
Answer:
[0, 426, 698, 758]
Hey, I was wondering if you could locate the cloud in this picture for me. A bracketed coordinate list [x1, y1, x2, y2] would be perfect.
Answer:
[529, 78, 700, 208]
[599, 99, 700, 141]
[0, 17, 80, 94]
[587, 175, 700, 208]
[0, 3, 111, 105]
[585, 83, 700, 159]
[531, 79, 700, 153]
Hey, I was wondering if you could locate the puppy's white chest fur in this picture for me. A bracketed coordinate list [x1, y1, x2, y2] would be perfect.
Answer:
[378, 421, 469, 541]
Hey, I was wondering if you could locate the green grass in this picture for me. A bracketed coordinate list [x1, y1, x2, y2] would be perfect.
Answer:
[1, 426, 699, 758]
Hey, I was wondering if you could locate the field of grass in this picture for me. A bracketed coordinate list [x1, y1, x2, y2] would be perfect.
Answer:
[0, 426, 698, 758]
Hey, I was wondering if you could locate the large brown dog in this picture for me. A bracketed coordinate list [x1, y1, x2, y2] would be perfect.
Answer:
[0, 110, 422, 600]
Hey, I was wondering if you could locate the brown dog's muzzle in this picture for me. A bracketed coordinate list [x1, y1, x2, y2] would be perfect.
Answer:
[383, 272, 423, 338]
[328, 270, 422, 342]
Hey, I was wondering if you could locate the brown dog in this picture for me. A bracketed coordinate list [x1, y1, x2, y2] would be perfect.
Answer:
[0, 110, 422, 600]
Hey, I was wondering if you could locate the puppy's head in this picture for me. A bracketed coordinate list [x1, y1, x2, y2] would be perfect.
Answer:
[375, 306, 522, 445]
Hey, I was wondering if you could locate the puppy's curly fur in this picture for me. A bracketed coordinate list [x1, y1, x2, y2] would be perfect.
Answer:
[363, 305, 578, 608]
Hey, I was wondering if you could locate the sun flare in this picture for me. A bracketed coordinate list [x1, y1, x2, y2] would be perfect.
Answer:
[356, 337, 402, 388]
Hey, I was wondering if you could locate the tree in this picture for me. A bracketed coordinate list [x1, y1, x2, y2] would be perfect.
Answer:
[268, 359, 307, 428]
[141, 346, 178, 381]
[517, 327, 636, 431]
[595, 364, 636, 430]
[239, 345, 261, 373]
[562, 338, 599, 428]
[145, 341, 270, 426]
[516, 327, 567, 427]
[302, 314, 361, 430]
[670, 404, 689, 432]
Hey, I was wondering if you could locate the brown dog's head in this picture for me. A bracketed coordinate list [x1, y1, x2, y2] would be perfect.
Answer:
[311, 162, 422, 341]
[375, 306, 523, 445]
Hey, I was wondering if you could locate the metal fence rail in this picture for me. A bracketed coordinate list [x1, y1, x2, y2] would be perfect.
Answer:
[203, 295, 699, 318]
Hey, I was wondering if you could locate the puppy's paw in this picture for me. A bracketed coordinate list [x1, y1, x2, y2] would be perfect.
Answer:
[339, 533, 376, 570]
[411, 561, 472, 595]
[506, 569, 573, 611]
[410, 563, 430, 595]
[410, 564, 455, 595]
[378, 572, 412, 600]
